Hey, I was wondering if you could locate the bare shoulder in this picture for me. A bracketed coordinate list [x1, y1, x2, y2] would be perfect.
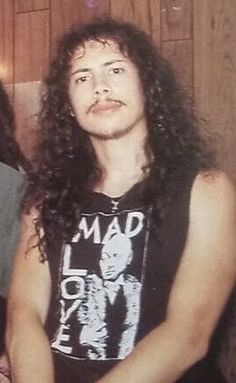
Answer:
[193, 169, 235, 195]
[188, 169, 236, 268]
[190, 169, 236, 214]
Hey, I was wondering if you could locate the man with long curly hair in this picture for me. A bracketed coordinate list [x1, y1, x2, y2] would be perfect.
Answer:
[6, 19, 236, 383]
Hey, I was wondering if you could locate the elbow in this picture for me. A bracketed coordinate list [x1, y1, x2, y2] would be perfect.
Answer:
[187, 332, 209, 363]
[179, 322, 211, 368]
[166, 304, 214, 367]
[165, 316, 211, 368]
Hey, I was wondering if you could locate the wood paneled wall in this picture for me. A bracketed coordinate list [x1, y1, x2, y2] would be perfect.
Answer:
[193, 0, 236, 180]
[0, 0, 235, 196]
[0, 0, 236, 381]
[0, 0, 235, 177]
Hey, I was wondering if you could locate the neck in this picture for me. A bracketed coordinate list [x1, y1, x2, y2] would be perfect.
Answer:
[91, 130, 150, 197]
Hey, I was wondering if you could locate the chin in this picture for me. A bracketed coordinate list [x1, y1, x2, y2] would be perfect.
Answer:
[88, 125, 134, 141]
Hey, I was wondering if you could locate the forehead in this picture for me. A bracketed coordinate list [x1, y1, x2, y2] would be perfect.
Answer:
[70, 39, 128, 67]
[102, 235, 131, 254]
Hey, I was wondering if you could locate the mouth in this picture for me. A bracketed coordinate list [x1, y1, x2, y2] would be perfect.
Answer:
[88, 99, 124, 114]
[102, 268, 115, 278]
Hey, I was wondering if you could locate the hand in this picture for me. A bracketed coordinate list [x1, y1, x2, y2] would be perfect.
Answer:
[0, 354, 10, 383]
[0, 372, 11, 383]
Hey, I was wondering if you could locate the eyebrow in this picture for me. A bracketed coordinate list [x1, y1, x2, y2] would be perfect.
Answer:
[70, 59, 125, 77]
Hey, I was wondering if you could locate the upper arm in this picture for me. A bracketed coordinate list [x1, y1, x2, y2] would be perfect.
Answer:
[167, 170, 236, 341]
[8, 208, 51, 325]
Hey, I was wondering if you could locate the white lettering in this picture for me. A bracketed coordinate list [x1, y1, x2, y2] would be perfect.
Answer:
[62, 245, 88, 276]
[125, 212, 144, 237]
[61, 276, 85, 299]
[52, 324, 72, 354]
[78, 216, 101, 243]
[60, 298, 82, 323]
[102, 217, 121, 243]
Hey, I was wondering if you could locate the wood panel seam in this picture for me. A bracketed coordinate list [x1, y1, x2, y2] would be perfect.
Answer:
[15, 8, 49, 15]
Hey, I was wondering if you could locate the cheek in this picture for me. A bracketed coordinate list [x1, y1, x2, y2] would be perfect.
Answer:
[135, 86, 145, 108]
[124, 76, 144, 103]
[134, 80, 144, 98]
[69, 83, 91, 108]
[70, 94, 90, 120]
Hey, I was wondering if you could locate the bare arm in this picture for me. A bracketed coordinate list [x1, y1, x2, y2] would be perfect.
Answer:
[97, 170, 236, 383]
[6, 210, 54, 383]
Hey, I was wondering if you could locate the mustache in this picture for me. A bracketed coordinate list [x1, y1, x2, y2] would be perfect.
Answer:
[87, 98, 125, 114]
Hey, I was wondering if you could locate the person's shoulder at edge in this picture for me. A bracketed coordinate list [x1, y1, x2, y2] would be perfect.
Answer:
[0, 161, 24, 186]
[0, 160, 25, 238]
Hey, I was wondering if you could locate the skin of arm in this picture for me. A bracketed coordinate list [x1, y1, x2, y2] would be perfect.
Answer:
[6, 210, 54, 383]
[97, 170, 236, 383]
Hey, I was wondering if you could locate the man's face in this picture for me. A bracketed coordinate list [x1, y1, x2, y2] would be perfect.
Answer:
[68, 39, 146, 140]
[100, 235, 132, 281]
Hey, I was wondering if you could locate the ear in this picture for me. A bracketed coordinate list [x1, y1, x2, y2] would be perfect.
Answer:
[69, 106, 75, 117]
[127, 251, 133, 265]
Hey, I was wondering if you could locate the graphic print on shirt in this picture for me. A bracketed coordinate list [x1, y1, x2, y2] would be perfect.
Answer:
[51, 207, 148, 360]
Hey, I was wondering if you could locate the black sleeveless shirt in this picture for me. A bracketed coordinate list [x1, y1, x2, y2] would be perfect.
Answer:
[45, 173, 227, 383]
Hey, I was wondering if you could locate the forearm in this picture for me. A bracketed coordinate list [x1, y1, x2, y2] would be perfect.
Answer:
[97, 320, 207, 383]
[6, 311, 54, 383]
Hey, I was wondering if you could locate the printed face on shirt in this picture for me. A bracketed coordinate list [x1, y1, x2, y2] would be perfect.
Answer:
[68, 39, 147, 140]
[100, 233, 133, 281]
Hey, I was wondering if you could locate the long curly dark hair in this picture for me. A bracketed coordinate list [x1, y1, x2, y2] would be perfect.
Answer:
[0, 81, 27, 170]
[23, 18, 215, 259]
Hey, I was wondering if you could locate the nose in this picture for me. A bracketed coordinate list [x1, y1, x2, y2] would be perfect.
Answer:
[93, 75, 111, 98]
[94, 87, 110, 96]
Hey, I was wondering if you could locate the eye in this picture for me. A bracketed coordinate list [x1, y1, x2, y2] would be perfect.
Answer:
[75, 75, 90, 84]
[110, 67, 124, 75]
